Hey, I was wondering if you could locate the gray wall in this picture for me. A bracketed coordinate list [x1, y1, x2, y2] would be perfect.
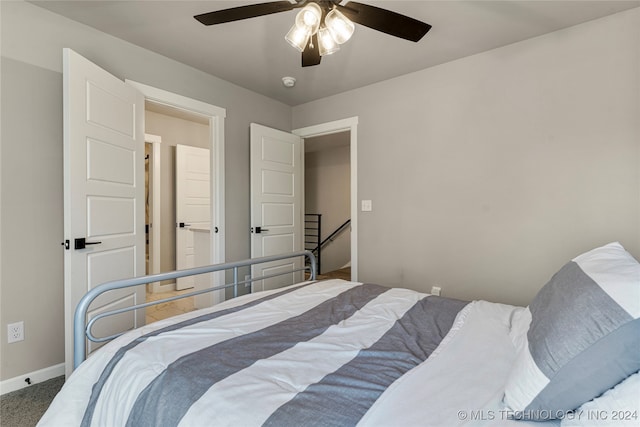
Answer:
[0, 1, 291, 381]
[293, 8, 640, 306]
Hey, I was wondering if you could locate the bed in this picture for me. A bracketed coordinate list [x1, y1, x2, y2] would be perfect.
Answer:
[39, 243, 640, 427]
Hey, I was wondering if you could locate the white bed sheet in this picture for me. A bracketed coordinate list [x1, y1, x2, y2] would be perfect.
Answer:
[360, 299, 559, 427]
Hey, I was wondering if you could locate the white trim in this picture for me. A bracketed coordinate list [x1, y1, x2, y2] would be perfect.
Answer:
[0, 363, 65, 396]
[293, 117, 358, 138]
[293, 117, 359, 282]
[210, 114, 226, 303]
[145, 134, 162, 293]
[127, 80, 226, 303]
[152, 281, 177, 293]
[144, 133, 162, 144]
[126, 81, 227, 118]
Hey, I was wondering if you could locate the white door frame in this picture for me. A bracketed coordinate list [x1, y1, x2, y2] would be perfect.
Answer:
[292, 117, 358, 282]
[145, 133, 162, 291]
[126, 80, 227, 292]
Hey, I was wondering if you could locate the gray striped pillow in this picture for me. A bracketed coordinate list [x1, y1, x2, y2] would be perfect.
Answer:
[503, 242, 640, 420]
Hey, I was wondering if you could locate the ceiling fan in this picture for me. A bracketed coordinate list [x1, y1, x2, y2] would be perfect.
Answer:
[194, 0, 432, 67]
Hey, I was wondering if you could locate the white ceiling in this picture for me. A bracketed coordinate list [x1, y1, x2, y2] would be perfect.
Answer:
[31, 1, 640, 106]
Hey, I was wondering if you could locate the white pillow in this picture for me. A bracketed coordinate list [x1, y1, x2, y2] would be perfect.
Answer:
[561, 371, 640, 427]
[503, 242, 640, 420]
[508, 306, 531, 353]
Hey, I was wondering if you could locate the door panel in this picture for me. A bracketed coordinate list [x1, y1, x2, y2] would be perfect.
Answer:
[250, 124, 303, 292]
[262, 170, 294, 195]
[87, 197, 135, 235]
[175, 144, 210, 290]
[87, 139, 135, 183]
[261, 262, 296, 292]
[262, 203, 294, 226]
[86, 81, 135, 136]
[87, 246, 139, 349]
[262, 234, 295, 256]
[63, 48, 145, 376]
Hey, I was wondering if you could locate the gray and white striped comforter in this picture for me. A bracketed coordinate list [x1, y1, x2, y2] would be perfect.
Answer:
[40, 280, 468, 427]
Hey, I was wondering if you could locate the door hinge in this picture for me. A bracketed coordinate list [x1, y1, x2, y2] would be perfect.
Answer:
[62, 240, 70, 250]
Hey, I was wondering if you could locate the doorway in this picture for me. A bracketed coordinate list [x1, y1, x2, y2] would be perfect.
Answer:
[248, 118, 357, 288]
[126, 80, 227, 319]
[293, 117, 358, 282]
[304, 131, 351, 277]
[143, 102, 211, 322]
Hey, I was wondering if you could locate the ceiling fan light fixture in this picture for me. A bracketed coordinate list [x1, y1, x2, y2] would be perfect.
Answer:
[295, 3, 322, 35]
[285, 23, 311, 52]
[318, 26, 340, 56]
[325, 8, 355, 44]
[196, 1, 432, 68]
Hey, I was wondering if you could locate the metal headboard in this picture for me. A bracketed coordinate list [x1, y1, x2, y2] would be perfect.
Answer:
[74, 251, 317, 369]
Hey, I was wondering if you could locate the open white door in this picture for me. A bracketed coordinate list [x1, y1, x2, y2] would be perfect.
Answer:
[63, 49, 145, 376]
[175, 144, 210, 290]
[250, 123, 303, 292]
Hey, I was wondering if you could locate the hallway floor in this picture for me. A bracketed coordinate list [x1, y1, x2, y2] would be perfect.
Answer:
[146, 266, 353, 323]
[312, 267, 352, 281]
[145, 289, 195, 323]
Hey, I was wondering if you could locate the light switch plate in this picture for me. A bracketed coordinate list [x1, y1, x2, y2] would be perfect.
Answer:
[361, 200, 372, 212]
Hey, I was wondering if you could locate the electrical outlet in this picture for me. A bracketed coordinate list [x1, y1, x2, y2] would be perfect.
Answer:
[430, 286, 441, 296]
[7, 321, 24, 343]
[244, 275, 252, 288]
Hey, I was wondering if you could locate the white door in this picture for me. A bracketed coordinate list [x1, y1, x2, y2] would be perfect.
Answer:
[250, 123, 303, 292]
[175, 144, 210, 290]
[63, 49, 145, 376]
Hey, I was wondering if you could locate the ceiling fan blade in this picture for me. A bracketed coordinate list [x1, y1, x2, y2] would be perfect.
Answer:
[195, 1, 298, 26]
[337, 1, 431, 42]
[302, 34, 321, 67]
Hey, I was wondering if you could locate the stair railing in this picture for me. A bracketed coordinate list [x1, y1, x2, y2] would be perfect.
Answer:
[305, 215, 351, 275]
[305, 214, 322, 274]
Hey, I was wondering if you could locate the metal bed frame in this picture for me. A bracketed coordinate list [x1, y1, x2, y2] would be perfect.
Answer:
[74, 251, 317, 369]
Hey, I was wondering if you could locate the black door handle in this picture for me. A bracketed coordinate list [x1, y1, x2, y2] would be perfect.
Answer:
[255, 226, 270, 234]
[74, 238, 102, 250]
[178, 222, 192, 228]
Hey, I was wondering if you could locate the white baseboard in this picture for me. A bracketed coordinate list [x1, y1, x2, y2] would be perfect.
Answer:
[150, 281, 176, 294]
[0, 363, 65, 396]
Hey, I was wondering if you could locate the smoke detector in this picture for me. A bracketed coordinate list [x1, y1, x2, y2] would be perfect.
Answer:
[282, 76, 296, 88]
